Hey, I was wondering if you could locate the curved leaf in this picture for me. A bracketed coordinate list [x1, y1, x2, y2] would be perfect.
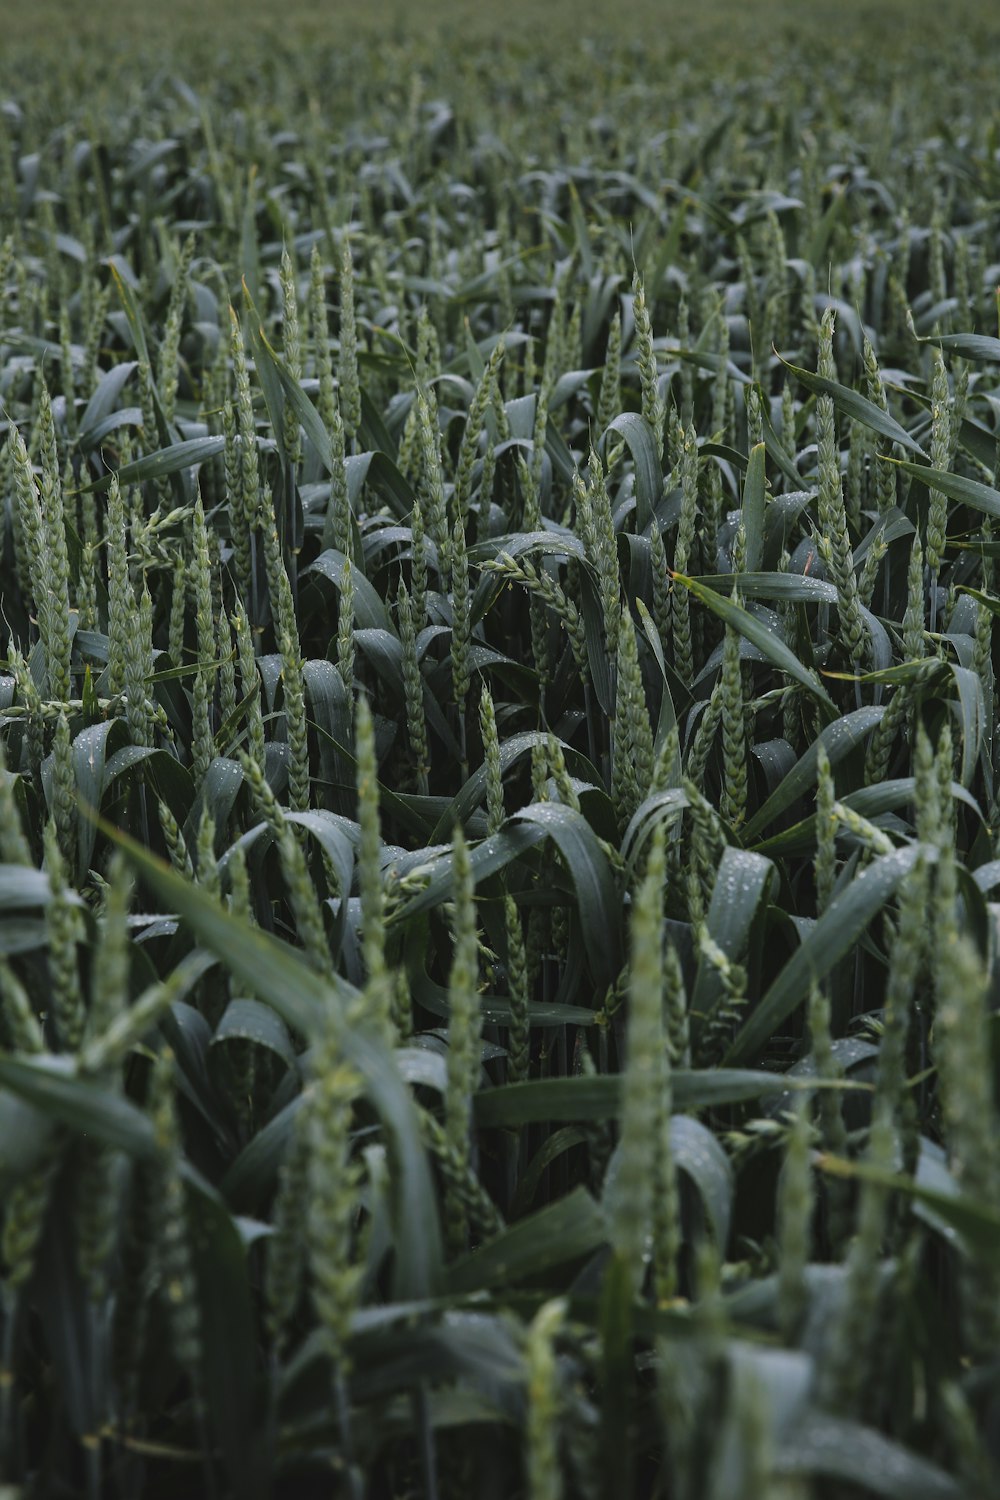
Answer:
[514, 802, 622, 991]
[725, 844, 931, 1064]
[691, 848, 776, 1040]
[448, 1187, 605, 1294]
[740, 441, 767, 573]
[77, 434, 224, 493]
[888, 458, 1000, 522]
[779, 353, 927, 457]
[211, 998, 298, 1071]
[0, 1054, 158, 1157]
[742, 706, 886, 842]
[673, 572, 836, 714]
[104, 827, 443, 1299]
[669, 1114, 733, 1248]
[776, 1412, 961, 1500]
[602, 412, 662, 530]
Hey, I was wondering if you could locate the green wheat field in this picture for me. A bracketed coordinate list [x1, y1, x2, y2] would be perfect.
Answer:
[2, 0, 1000, 1495]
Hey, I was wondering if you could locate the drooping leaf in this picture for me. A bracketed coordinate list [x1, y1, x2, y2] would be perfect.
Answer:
[0, 1054, 159, 1157]
[105, 826, 444, 1299]
[602, 412, 662, 530]
[775, 1411, 962, 1499]
[887, 458, 1000, 522]
[778, 354, 927, 457]
[672, 573, 836, 714]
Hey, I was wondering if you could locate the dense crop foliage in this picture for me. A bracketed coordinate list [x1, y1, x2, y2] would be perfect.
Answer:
[4, 2, 1000, 1495]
